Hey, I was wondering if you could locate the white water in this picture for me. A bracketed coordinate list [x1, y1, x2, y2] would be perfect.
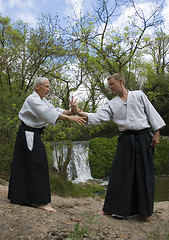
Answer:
[53, 141, 93, 183]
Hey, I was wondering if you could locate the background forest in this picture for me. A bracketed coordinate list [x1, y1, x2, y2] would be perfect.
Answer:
[0, 0, 169, 184]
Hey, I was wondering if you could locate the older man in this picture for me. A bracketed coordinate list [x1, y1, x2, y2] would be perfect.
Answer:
[8, 77, 85, 212]
[71, 73, 165, 220]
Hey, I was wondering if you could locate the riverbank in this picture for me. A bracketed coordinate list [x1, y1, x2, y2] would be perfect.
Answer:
[0, 182, 169, 240]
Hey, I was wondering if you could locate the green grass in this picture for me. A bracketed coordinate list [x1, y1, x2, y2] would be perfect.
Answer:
[67, 212, 100, 240]
[49, 172, 105, 198]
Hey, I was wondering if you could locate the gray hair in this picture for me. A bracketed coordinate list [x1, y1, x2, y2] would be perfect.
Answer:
[33, 77, 49, 90]
[107, 73, 126, 86]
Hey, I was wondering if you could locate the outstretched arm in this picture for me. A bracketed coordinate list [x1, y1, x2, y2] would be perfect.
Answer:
[62, 109, 74, 116]
[58, 113, 86, 125]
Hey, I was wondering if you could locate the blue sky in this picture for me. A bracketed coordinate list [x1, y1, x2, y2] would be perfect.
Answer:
[0, 0, 95, 26]
[0, 0, 169, 31]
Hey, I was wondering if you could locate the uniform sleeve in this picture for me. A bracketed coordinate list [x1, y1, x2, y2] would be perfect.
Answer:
[141, 92, 166, 131]
[87, 102, 113, 125]
[27, 96, 63, 125]
[44, 99, 65, 114]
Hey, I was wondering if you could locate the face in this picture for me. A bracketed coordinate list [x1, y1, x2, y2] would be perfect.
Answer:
[36, 80, 50, 99]
[108, 77, 122, 95]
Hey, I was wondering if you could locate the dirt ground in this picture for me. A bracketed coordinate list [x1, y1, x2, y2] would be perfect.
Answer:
[0, 181, 169, 240]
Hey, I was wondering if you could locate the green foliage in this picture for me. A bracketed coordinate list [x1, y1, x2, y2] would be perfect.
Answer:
[49, 170, 105, 197]
[0, 118, 18, 180]
[154, 137, 169, 175]
[0, 14, 66, 180]
[143, 75, 169, 135]
[141, 32, 169, 135]
[45, 130, 105, 197]
[89, 136, 169, 179]
[43, 141, 55, 169]
[49, 173, 78, 196]
[89, 136, 118, 179]
[68, 222, 89, 240]
[1, 9, 169, 181]
[88, 121, 119, 139]
[69, 121, 119, 141]
[43, 121, 85, 143]
[0, 91, 28, 180]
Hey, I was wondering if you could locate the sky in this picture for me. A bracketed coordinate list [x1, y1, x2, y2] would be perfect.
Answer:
[0, 0, 169, 32]
[0, 0, 94, 26]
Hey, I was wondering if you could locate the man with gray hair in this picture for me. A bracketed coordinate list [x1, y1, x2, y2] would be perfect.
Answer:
[8, 77, 86, 212]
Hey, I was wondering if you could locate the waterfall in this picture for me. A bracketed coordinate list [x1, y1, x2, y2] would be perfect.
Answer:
[53, 141, 93, 183]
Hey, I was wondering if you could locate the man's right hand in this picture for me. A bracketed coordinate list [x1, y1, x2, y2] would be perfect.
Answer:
[68, 96, 79, 114]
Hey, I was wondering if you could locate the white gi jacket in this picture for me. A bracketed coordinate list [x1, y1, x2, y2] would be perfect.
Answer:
[87, 90, 166, 132]
[19, 91, 64, 128]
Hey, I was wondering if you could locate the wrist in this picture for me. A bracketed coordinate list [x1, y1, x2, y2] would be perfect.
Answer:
[66, 115, 70, 121]
[70, 109, 74, 115]
[154, 130, 160, 135]
[77, 108, 82, 114]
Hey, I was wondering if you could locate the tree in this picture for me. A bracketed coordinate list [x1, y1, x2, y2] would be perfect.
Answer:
[141, 31, 169, 135]
[64, 0, 164, 105]
[0, 14, 81, 178]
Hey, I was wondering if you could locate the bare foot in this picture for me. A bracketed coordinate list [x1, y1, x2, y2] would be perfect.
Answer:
[98, 210, 112, 216]
[37, 204, 56, 212]
[144, 216, 151, 221]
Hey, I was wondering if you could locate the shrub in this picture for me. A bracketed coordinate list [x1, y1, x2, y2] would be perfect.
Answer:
[49, 171, 105, 197]
[88, 136, 118, 179]
[154, 137, 169, 175]
[89, 136, 169, 179]
[0, 121, 18, 180]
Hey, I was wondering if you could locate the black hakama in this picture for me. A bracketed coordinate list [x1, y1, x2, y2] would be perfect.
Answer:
[103, 128, 154, 218]
[8, 122, 51, 205]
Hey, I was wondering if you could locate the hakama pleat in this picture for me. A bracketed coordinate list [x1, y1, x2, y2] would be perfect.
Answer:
[8, 122, 51, 205]
[103, 128, 154, 218]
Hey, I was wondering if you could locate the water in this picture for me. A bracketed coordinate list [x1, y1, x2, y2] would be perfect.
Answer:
[99, 176, 169, 201]
[53, 141, 93, 183]
[53, 141, 169, 201]
[155, 176, 169, 202]
[67, 141, 93, 183]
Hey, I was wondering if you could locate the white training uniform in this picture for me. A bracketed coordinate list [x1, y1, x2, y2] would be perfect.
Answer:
[19, 91, 64, 128]
[19, 91, 64, 151]
[87, 90, 166, 131]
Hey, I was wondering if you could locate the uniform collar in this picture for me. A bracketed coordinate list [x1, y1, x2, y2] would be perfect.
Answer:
[33, 91, 44, 100]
